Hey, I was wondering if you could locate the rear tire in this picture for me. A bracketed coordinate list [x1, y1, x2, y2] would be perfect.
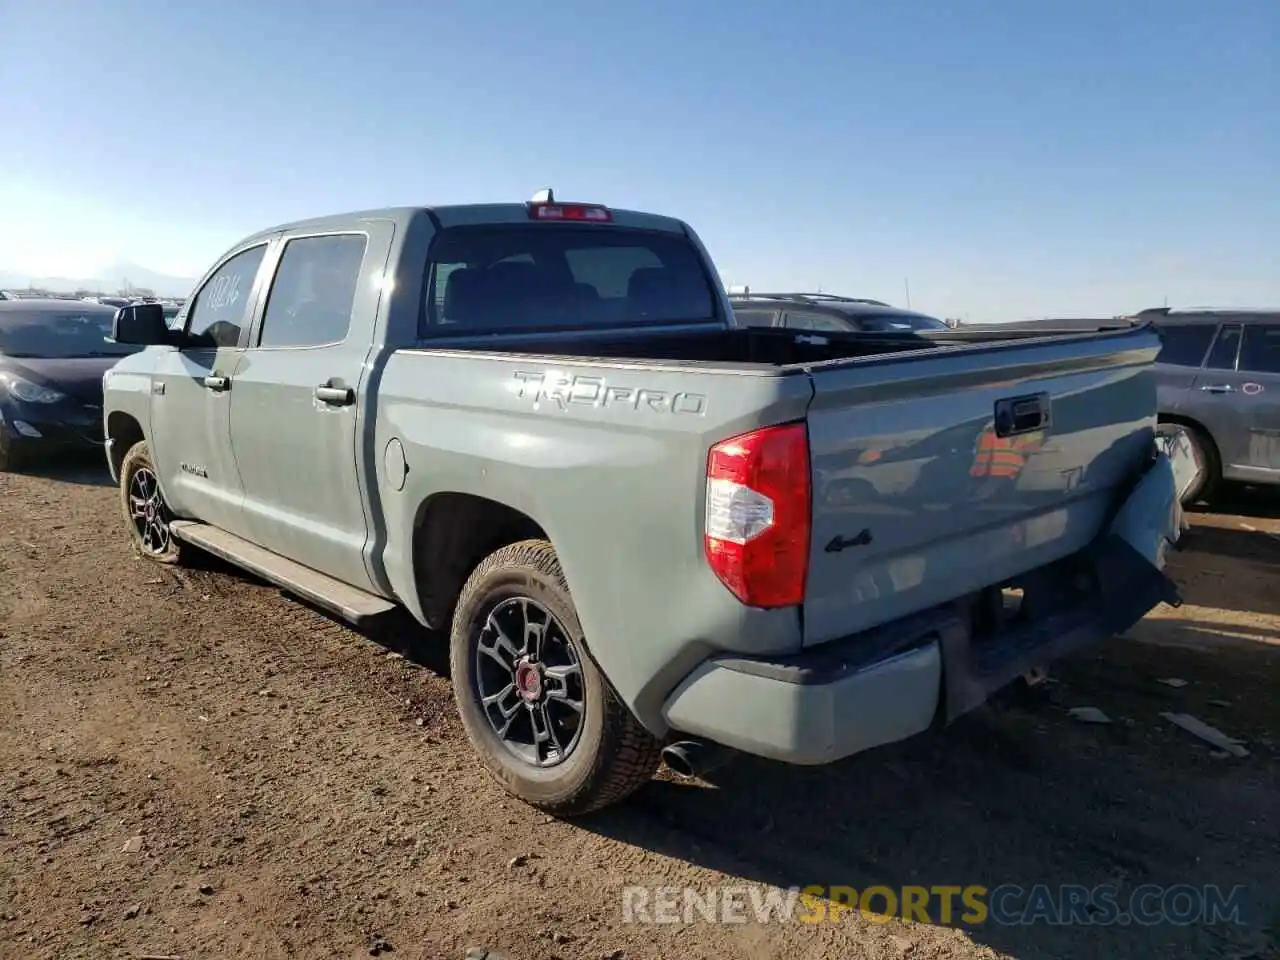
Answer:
[119, 440, 185, 564]
[450, 539, 662, 816]
[1157, 420, 1218, 506]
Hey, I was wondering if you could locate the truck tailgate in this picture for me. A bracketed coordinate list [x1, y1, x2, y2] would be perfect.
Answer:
[802, 326, 1162, 647]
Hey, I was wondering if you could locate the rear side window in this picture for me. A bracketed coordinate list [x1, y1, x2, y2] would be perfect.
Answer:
[259, 234, 367, 348]
[1204, 323, 1242, 370]
[186, 245, 267, 347]
[1238, 324, 1280, 374]
[785, 310, 852, 333]
[732, 307, 779, 328]
[421, 226, 716, 335]
[1154, 324, 1215, 366]
[858, 311, 948, 332]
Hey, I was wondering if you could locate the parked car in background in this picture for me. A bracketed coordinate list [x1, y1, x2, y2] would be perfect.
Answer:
[103, 194, 1180, 816]
[0, 299, 141, 470]
[1143, 306, 1280, 504]
[729, 292, 951, 333]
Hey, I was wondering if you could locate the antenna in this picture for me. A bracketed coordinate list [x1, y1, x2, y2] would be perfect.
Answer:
[904, 278, 912, 309]
[530, 187, 554, 203]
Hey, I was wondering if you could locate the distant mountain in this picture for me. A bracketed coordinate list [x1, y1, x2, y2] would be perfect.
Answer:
[0, 261, 197, 298]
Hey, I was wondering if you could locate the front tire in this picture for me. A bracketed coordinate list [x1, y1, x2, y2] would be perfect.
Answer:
[119, 440, 184, 563]
[450, 539, 662, 816]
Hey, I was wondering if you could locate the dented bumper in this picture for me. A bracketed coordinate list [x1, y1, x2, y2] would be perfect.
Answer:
[661, 453, 1184, 766]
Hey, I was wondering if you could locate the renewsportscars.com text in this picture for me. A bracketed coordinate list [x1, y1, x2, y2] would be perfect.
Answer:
[621, 884, 1249, 927]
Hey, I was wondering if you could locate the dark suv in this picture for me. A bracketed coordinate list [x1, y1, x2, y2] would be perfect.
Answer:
[728, 292, 950, 334]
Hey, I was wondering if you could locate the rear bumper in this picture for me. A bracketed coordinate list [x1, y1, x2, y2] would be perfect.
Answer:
[661, 454, 1184, 766]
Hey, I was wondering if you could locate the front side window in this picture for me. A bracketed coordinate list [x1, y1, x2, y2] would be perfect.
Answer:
[259, 234, 367, 348]
[1154, 323, 1216, 367]
[1204, 323, 1242, 370]
[186, 245, 268, 348]
[1238, 324, 1280, 374]
[421, 225, 716, 335]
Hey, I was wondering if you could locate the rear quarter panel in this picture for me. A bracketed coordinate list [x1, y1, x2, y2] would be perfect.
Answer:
[373, 350, 812, 733]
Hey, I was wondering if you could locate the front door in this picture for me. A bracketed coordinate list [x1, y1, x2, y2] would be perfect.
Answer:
[148, 242, 272, 537]
[228, 227, 389, 591]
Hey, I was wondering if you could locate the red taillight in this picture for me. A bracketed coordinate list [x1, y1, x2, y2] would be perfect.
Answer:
[704, 422, 811, 608]
[527, 202, 613, 222]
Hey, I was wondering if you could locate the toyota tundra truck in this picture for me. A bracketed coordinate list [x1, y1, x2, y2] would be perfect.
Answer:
[103, 192, 1183, 816]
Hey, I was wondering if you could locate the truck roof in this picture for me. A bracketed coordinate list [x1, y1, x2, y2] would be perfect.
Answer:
[239, 203, 690, 248]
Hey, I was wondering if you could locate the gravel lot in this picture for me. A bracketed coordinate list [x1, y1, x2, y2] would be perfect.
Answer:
[1, 463, 1277, 960]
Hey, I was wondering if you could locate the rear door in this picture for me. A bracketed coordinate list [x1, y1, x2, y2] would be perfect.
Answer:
[228, 226, 393, 591]
[1185, 323, 1248, 476]
[1231, 322, 1280, 478]
[800, 326, 1163, 645]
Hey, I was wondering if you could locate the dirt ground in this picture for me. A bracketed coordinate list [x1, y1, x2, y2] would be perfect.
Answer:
[2, 464, 1278, 960]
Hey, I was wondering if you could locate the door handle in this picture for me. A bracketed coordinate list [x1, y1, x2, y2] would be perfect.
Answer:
[315, 384, 354, 406]
[203, 375, 230, 392]
[1200, 384, 1235, 394]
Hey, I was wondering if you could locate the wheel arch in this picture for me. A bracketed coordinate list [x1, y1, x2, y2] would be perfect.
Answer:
[410, 491, 549, 631]
[106, 411, 146, 479]
[1157, 413, 1221, 502]
[1157, 412, 1220, 461]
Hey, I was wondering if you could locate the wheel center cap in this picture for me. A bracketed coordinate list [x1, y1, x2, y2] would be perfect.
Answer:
[515, 661, 543, 702]
[145, 503, 155, 521]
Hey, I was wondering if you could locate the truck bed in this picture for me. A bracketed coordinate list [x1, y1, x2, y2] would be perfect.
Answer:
[385, 320, 1162, 651]
[413, 319, 1155, 372]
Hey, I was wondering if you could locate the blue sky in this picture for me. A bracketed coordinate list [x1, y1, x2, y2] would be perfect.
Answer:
[1, 0, 1275, 320]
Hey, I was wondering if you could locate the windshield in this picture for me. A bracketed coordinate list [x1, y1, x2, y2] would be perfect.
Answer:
[422, 225, 717, 335]
[858, 311, 948, 332]
[0, 310, 140, 358]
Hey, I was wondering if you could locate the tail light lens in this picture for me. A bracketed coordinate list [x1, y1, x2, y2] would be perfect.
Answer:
[704, 422, 811, 608]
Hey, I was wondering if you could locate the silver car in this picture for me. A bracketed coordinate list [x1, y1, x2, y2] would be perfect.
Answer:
[1149, 307, 1280, 503]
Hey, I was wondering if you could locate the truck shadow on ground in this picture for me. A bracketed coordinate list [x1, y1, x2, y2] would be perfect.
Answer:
[581, 635, 1280, 960]
[19, 455, 113, 487]
[1192, 485, 1280, 522]
[180, 546, 454, 676]
[1168, 528, 1280, 617]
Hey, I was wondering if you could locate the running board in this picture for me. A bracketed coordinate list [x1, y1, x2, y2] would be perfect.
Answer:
[169, 520, 397, 626]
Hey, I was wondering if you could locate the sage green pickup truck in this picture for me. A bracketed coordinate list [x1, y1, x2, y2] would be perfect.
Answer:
[103, 194, 1184, 815]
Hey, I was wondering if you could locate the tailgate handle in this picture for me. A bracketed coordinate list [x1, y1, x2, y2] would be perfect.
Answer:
[994, 393, 1049, 437]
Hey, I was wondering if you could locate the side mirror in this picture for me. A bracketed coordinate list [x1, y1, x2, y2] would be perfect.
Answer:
[112, 303, 173, 346]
